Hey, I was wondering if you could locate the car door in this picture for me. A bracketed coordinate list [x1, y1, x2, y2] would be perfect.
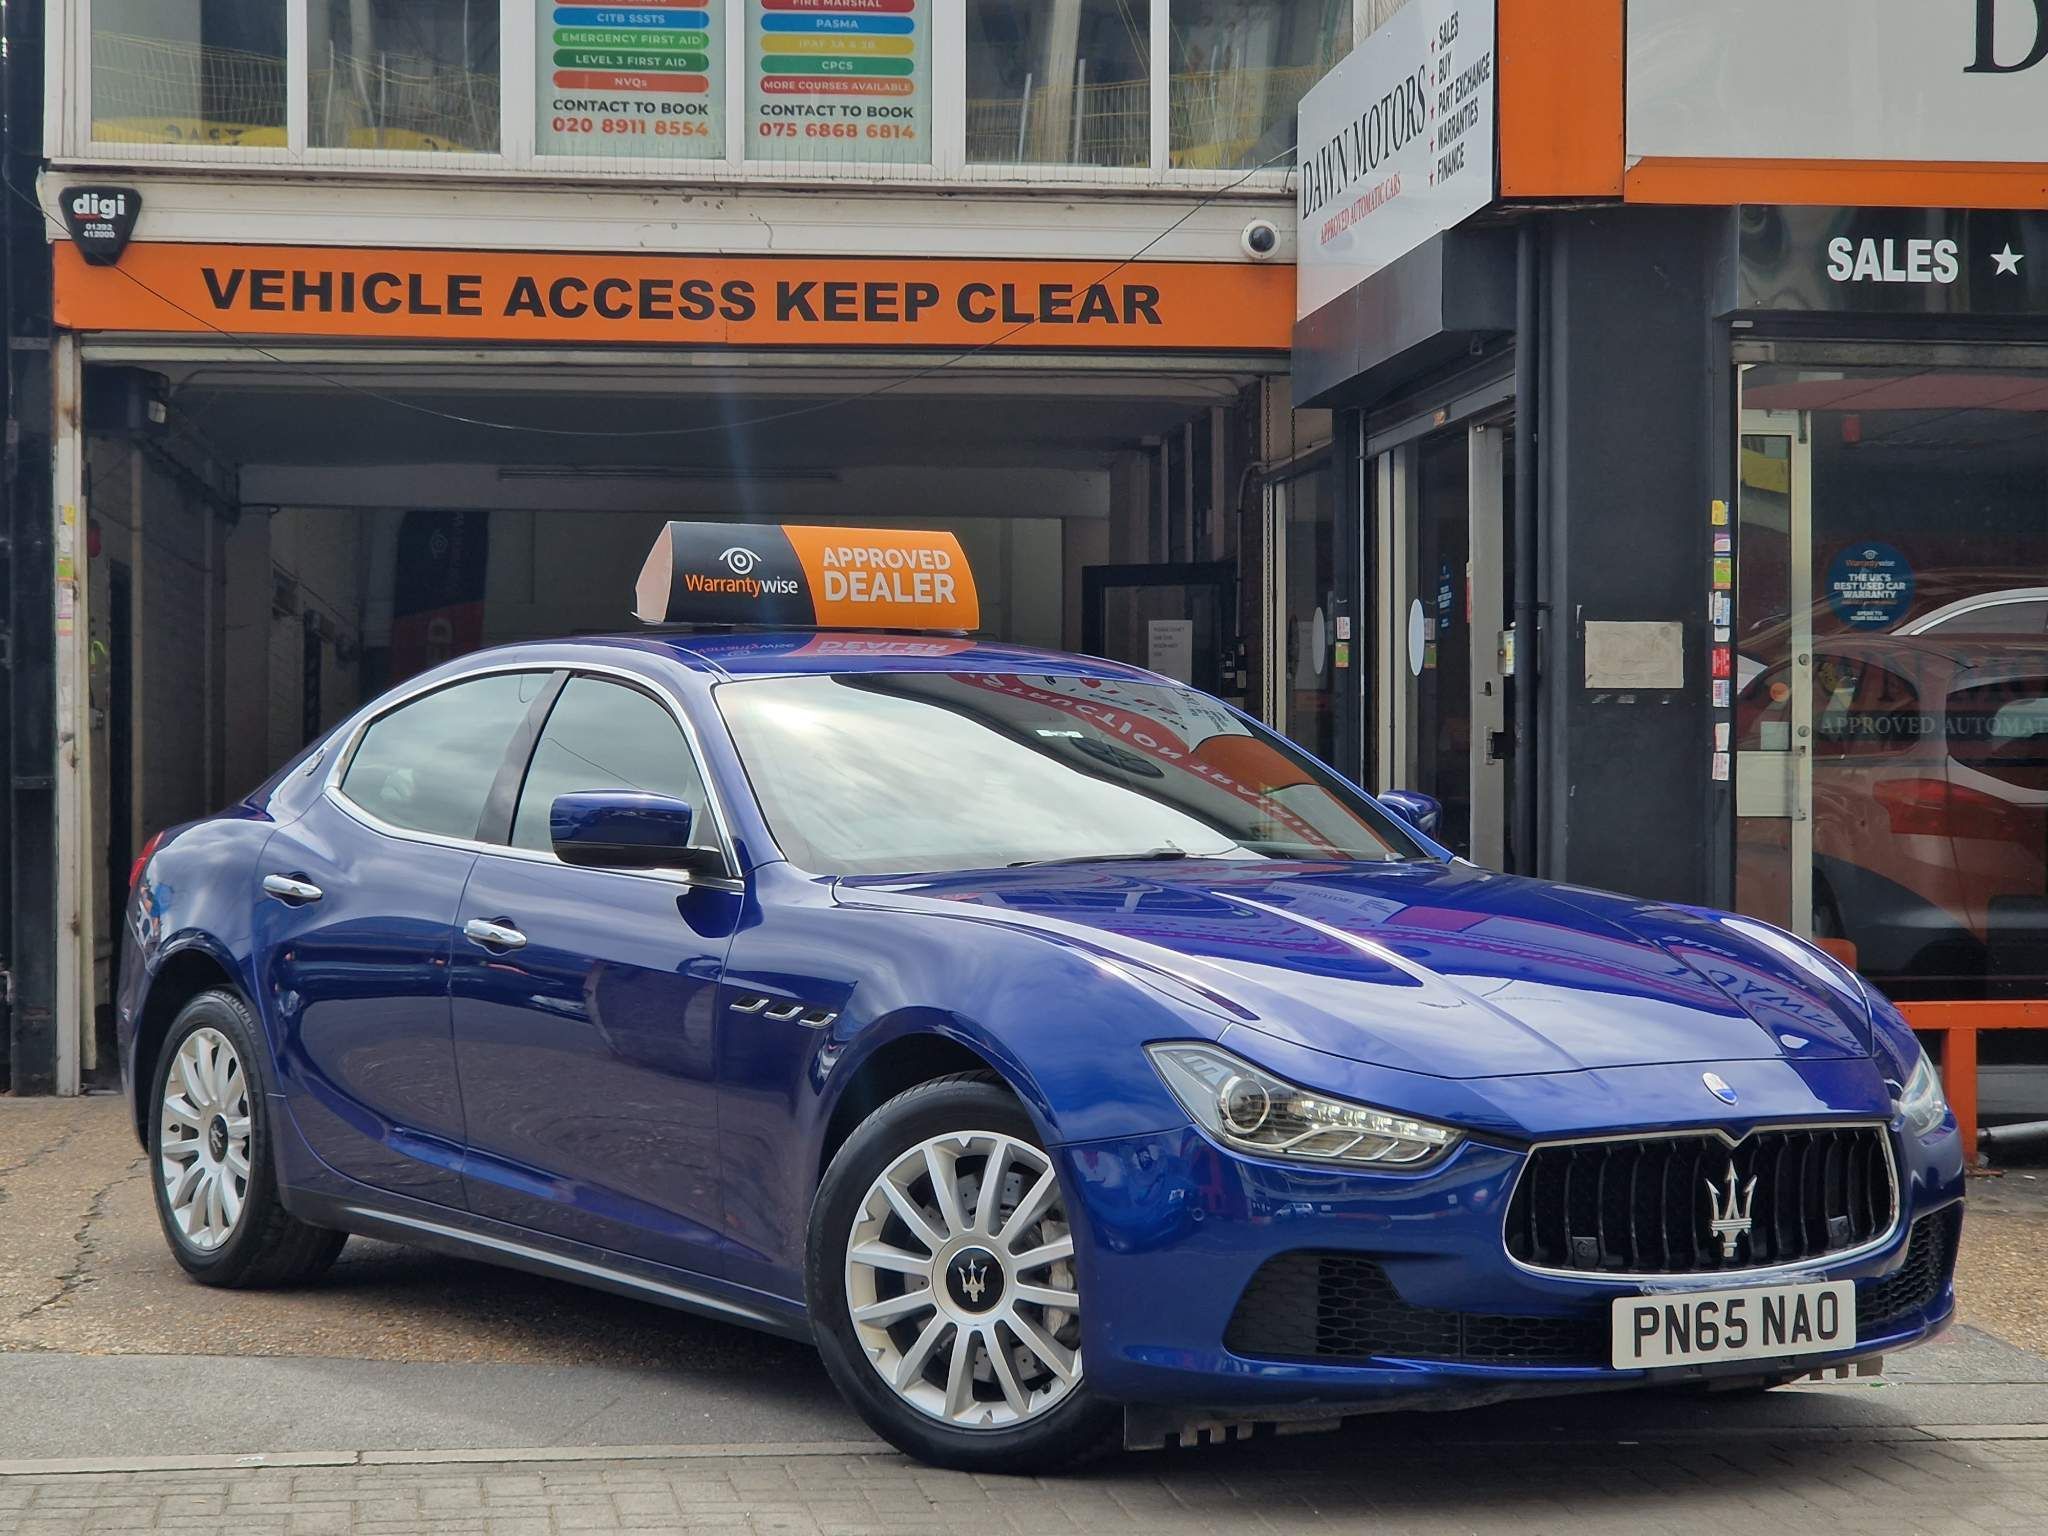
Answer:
[450, 671, 743, 1273]
[255, 669, 554, 1206]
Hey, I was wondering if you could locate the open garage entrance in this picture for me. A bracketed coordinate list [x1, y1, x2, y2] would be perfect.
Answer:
[74, 343, 1300, 1075]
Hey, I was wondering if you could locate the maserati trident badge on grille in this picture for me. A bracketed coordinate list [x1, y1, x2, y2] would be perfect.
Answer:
[1702, 1070, 1739, 1105]
[1706, 1161, 1759, 1261]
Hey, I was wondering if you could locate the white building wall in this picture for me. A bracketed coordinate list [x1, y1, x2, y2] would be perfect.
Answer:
[81, 435, 228, 1061]
[264, 509, 371, 771]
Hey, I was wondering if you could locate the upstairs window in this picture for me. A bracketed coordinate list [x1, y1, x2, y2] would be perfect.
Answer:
[966, 1, 1151, 169]
[91, 0, 288, 146]
[1168, 0, 1351, 170]
[309, 0, 502, 154]
[73, 0, 1339, 181]
[745, 0, 933, 168]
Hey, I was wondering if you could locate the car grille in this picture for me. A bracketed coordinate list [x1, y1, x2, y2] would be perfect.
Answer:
[1859, 1207, 1960, 1329]
[1223, 1253, 1607, 1367]
[1504, 1126, 1895, 1276]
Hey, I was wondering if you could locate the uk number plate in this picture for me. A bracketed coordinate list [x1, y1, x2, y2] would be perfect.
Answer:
[1612, 1280, 1856, 1369]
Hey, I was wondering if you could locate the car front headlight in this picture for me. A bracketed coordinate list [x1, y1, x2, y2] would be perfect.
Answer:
[1898, 1046, 1950, 1138]
[1146, 1042, 1462, 1169]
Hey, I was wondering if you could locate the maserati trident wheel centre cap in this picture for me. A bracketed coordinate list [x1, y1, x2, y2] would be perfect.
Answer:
[845, 1132, 1081, 1429]
[157, 1027, 252, 1252]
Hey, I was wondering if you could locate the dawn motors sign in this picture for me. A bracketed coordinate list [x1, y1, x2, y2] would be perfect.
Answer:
[1295, 0, 1497, 321]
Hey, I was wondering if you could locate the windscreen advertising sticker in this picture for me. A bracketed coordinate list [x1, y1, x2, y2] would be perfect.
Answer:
[635, 521, 979, 630]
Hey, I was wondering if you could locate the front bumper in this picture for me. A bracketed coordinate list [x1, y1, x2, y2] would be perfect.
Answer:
[1057, 1115, 1965, 1411]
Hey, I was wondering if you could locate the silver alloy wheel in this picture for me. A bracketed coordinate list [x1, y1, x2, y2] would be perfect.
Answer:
[158, 1027, 252, 1253]
[844, 1130, 1082, 1429]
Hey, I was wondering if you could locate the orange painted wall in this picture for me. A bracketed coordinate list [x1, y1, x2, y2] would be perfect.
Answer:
[1496, 0, 1624, 199]
[1624, 158, 2048, 210]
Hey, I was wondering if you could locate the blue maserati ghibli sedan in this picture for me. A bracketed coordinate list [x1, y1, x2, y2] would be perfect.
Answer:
[119, 630, 1965, 1471]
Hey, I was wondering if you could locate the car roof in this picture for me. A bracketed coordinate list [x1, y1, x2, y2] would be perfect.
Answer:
[1900, 586, 2048, 636]
[531, 630, 1176, 683]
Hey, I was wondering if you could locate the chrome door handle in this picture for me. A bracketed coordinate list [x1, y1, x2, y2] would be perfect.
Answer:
[463, 918, 527, 952]
[262, 874, 324, 904]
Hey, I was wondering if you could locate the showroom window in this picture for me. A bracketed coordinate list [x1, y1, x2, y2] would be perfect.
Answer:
[1734, 362, 2048, 1000]
[966, 1, 1151, 168]
[90, 0, 288, 146]
[309, 0, 502, 153]
[1167, 0, 1351, 169]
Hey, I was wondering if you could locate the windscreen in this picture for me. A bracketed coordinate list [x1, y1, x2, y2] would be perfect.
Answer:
[715, 672, 1424, 877]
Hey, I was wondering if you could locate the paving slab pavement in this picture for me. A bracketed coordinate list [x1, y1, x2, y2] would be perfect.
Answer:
[5, 1430, 2048, 1535]
[1, 1322, 2045, 1464]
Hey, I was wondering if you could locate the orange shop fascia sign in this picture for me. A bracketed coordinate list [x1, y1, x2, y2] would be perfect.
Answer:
[53, 243, 1292, 352]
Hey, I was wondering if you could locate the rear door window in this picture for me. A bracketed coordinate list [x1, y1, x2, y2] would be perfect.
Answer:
[339, 672, 549, 839]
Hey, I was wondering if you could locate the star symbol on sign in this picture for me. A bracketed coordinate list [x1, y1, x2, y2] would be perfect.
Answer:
[1992, 244, 2025, 275]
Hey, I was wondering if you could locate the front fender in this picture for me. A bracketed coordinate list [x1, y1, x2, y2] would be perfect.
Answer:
[716, 868, 1218, 1295]
[812, 925, 1217, 1151]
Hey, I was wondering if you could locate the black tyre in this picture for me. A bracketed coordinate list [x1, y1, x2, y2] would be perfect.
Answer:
[807, 1073, 1119, 1473]
[148, 989, 346, 1288]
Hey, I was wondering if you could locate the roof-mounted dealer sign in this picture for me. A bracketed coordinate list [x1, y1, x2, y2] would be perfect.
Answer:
[1295, 0, 1496, 321]
[635, 522, 979, 632]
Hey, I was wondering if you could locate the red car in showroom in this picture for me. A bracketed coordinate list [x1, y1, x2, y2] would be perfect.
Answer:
[1736, 634, 2048, 999]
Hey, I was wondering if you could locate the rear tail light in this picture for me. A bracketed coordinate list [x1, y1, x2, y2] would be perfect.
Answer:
[129, 830, 164, 894]
[1873, 777, 2019, 842]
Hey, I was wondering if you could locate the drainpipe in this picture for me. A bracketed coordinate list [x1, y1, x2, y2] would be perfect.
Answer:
[51, 333, 87, 1095]
[1511, 218, 1540, 876]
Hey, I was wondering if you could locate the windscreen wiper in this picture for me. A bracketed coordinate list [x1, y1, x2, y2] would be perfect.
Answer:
[1009, 848, 1195, 868]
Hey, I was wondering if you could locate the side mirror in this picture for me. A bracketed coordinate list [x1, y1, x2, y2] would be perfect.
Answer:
[551, 791, 726, 877]
[1378, 789, 1444, 838]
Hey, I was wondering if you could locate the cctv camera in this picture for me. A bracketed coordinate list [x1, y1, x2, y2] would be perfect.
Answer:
[1241, 219, 1281, 261]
